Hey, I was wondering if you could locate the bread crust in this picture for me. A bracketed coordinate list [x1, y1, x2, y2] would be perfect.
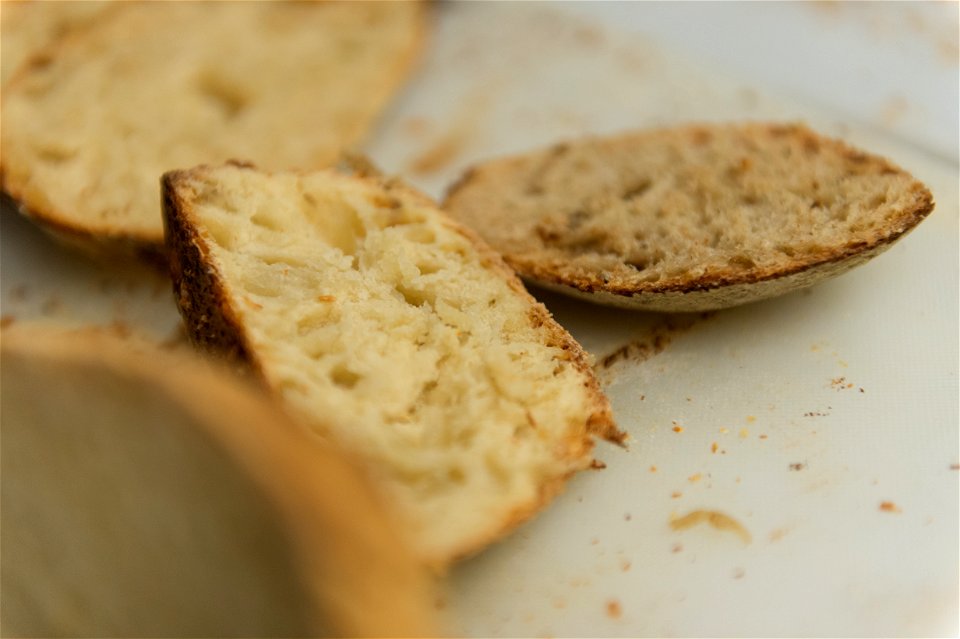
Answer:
[161, 168, 263, 373]
[444, 122, 936, 311]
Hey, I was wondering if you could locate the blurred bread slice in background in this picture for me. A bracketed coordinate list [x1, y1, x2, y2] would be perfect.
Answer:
[0, 1, 428, 260]
[444, 122, 934, 311]
[0, 0, 112, 86]
[162, 162, 622, 568]
[1, 325, 439, 638]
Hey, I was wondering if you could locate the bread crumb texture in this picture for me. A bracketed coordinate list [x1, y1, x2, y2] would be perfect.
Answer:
[0, 1, 425, 247]
[164, 164, 618, 565]
[445, 123, 934, 310]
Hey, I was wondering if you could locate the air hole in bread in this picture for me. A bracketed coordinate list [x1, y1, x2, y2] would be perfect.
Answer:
[621, 178, 651, 201]
[869, 193, 889, 208]
[202, 218, 236, 251]
[196, 72, 249, 119]
[417, 262, 441, 276]
[405, 226, 436, 244]
[396, 283, 429, 307]
[296, 311, 332, 336]
[330, 364, 361, 389]
[250, 209, 288, 232]
[36, 143, 77, 165]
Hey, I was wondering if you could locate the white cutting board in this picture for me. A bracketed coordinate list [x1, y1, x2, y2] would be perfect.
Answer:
[1, 3, 956, 637]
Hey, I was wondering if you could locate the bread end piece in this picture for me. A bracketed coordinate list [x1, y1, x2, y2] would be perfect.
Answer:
[162, 162, 622, 566]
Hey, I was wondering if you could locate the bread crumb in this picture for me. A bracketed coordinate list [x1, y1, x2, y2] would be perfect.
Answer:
[758, 434, 768, 440]
[719, 427, 729, 434]
[589, 459, 607, 470]
[746, 415, 756, 424]
[688, 473, 702, 483]
[672, 422, 684, 433]
[669, 509, 752, 544]
[711, 441, 718, 454]
[649, 465, 658, 473]
[789, 462, 807, 471]
[739, 428, 749, 438]
[769, 528, 788, 542]
[671, 543, 683, 553]
[950, 464, 959, 471]
[623, 513, 632, 521]
[733, 567, 746, 579]
[671, 491, 683, 499]
[409, 134, 467, 176]
[879, 501, 902, 513]
[620, 559, 632, 572]
[605, 599, 622, 620]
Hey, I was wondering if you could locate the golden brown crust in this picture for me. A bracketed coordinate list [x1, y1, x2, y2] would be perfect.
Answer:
[444, 122, 936, 311]
[161, 169, 262, 373]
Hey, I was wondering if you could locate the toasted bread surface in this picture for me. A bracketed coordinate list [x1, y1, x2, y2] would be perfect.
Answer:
[0, 1, 426, 256]
[163, 163, 621, 566]
[0, 325, 438, 637]
[444, 123, 934, 311]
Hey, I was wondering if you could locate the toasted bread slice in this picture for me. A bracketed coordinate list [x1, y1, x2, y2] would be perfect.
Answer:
[0, 325, 437, 637]
[162, 162, 621, 567]
[0, 1, 426, 260]
[444, 123, 934, 311]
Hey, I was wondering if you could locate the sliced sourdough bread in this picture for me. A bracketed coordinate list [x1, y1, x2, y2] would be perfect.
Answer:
[444, 122, 935, 311]
[0, 1, 426, 260]
[1, 325, 437, 637]
[162, 162, 621, 567]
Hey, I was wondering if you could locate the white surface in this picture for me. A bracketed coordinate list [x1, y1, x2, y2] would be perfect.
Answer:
[1, 2, 957, 637]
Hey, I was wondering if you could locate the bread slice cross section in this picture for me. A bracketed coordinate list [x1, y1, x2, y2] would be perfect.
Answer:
[0, 1, 427, 261]
[162, 162, 622, 567]
[444, 122, 935, 311]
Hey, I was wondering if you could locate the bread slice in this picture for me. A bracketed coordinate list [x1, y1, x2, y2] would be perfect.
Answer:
[444, 122, 935, 311]
[1, 325, 438, 637]
[0, 1, 426, 260]
[0, 0, 113, 86]
[162, 162, 622, 567]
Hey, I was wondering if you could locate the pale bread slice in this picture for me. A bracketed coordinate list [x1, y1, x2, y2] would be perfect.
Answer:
[0, 0, 113, 86]
[0, 325, 438, 637]
[0, 1, 426, 260]
[444, 123, 935, 311]
[162, 162, 622, 568]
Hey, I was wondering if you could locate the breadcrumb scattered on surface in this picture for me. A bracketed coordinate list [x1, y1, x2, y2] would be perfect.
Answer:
[605, 599, 622, 620]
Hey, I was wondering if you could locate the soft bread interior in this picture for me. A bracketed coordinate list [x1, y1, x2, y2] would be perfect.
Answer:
[0, 1, 425, 245]
[165, 165, 617, 564]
